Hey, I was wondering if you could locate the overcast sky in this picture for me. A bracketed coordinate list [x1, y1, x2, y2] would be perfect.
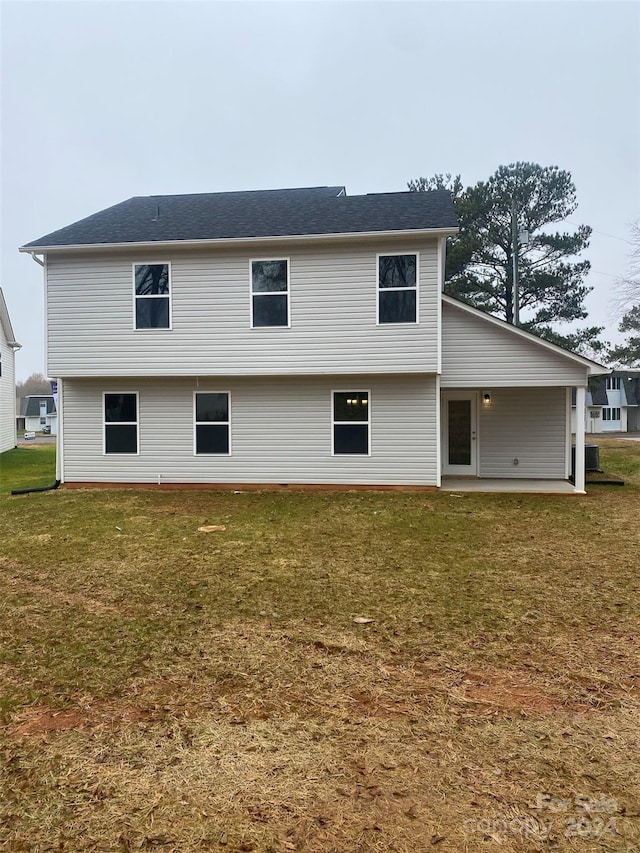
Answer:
[1, 0, 638, 380]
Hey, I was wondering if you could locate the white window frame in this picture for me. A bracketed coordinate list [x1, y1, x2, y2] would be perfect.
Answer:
[606, 377, 621, 390]
[603, 407, 621, 422]
[249, 258, 290, 329]
[103, 391, 139, 455]
[376, 252, 419, 325]
[193, 391, 231, 456]
[331, 389, 371, 457]
[133, 262, 172, 331]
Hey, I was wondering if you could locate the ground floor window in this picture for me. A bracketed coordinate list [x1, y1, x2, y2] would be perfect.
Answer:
[602, 407, 621, 421]
[104, 393, 138, 454]
[195, 392, 230, 454]
[332, 391, 369, 455]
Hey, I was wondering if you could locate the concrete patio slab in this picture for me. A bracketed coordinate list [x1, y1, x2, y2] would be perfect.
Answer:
[441, 478, 578, 495]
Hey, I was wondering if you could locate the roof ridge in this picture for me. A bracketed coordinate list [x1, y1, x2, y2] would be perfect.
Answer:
[144, 186, 346, 199]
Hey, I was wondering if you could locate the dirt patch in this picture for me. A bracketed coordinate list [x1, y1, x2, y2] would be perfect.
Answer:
[456, 670, 596, 715]
[13, 709, 91, 736]
[10, 702, 165, 738]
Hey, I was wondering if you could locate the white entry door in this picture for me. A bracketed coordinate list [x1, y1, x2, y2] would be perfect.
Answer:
[442, 394, 478, 476]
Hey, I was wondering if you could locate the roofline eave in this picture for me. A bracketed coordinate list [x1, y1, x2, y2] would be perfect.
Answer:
[19, 226, 459, 254]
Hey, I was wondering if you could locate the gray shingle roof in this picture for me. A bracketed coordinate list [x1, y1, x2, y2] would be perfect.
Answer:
[589, 376, 609, 406]
[622, 374, 640, 405]
[573, 371, 640, 406]
[22, 186, 458, 249]
[22, 396, 56, 417]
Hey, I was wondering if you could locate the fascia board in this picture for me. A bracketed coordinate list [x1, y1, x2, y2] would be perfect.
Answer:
[19, 226, 459, 255]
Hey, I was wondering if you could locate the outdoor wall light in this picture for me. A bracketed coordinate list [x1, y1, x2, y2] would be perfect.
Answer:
[482, 392, 492, 406]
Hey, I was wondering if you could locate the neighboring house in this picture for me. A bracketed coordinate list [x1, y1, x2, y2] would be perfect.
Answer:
[571, 370, 640, 433]
[20, 395, 58, 435]
[0, 288, 21, 453]
[20, 186, 607, 493]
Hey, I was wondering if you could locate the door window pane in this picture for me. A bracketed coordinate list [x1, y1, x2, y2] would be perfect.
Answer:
[448, 399, 471, 465]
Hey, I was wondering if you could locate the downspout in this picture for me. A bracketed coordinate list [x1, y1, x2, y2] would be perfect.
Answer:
[27, 251, 44, 267]
[11, 480, 61, 496]
[11, 250, 61, 494]
[10, 342, 22, 448]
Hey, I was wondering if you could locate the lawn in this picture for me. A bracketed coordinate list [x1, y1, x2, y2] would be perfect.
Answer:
[0, 442, 639, 852]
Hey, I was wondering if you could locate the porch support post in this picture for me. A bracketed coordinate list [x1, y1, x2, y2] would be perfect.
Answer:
[574, 385, 586, 493]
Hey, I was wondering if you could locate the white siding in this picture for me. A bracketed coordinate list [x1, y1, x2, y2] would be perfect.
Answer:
[478, 387, 567, 478]
[24, 414, 58, 435]
[442, 301, 589, 387]
[62, 375, 438, 486]
[46, 240, 439, 377]
[0, 327, 17, 454]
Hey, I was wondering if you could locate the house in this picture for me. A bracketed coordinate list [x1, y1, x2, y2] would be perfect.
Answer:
[0, 288, 21, 453]
[20, 395, 58, 435]
[571, 370, 640, 433]
[20, 186, 607, 493]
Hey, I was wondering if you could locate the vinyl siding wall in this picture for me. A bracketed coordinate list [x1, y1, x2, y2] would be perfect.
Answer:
[0, 331, 16, 454]
[478, 387, 567, 478]
[61, 375, 438, 485]
[46, 239, 440, 377]
[441, 301, 588, 387]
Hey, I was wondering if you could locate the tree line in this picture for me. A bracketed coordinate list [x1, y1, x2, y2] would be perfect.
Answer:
[409, 162, 639, 366]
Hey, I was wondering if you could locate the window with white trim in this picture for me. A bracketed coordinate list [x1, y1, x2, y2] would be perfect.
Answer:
[195, 392, 230, 455]
[251, 259, 289, 327]
[134, 263, 171, 329]
[104, 393, 138, 454]
[606, 376, 621, 390]
[378, 254, 417, 323]
[332, 392, 369, 455]
[602, 407, 621, 421]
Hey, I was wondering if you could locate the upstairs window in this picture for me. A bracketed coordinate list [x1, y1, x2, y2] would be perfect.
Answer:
[195, 392, 230, 455]
[332, 391, 369, 455]
[251, 259, 289, 327]
[134, 263, 171, 329]
[104, 393, 138, 454]
[606, 376, 621, 390]
[378, 254, 417, 323]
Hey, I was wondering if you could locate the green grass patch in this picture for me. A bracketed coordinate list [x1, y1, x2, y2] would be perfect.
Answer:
[0, 444, 56, 494]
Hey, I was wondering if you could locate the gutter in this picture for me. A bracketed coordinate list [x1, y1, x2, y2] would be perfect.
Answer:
[19, 226, 459, 255]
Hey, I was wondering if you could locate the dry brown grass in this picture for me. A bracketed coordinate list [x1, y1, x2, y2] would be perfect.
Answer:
[1, 441, 639, 851]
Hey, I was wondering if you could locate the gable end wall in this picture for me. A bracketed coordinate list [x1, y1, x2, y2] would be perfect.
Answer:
[441, 302, 588, 387]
